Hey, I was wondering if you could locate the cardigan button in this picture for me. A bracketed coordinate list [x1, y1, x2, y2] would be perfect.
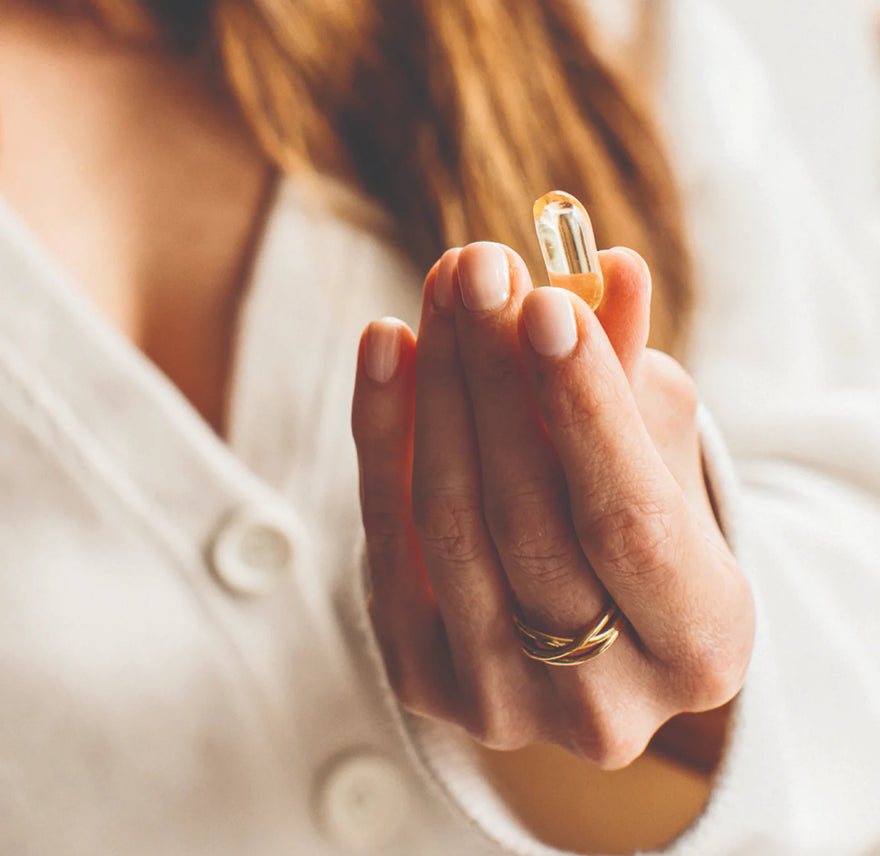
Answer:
[209, 506, 296, 595]
[317, 750, 410, 851]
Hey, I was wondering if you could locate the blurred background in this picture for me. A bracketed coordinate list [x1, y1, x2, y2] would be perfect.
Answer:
[594, 0, 880, 272]
[722, 0, 880, 262]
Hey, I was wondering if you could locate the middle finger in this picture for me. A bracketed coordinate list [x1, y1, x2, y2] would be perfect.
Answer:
[453, 242, 607, 635]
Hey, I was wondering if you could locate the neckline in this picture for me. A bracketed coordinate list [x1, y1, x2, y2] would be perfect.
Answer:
[0, 167, 282, 445]
[0, 180, 298, 539]
[216, 171, 283, 442]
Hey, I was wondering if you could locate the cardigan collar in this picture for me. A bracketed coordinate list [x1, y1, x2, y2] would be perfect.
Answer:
[0, 177, 420, 575]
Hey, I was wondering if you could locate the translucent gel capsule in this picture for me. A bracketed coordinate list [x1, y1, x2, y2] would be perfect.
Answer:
[533, 190, 604, 309]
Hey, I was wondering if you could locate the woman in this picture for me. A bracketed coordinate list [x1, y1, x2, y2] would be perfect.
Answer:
[0, 1, 878, 854]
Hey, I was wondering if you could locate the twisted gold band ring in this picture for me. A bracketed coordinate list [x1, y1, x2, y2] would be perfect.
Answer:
[513, 601, 624, 666]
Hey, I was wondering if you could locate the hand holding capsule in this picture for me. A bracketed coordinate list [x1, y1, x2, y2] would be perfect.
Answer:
[351, 235, 754, 772]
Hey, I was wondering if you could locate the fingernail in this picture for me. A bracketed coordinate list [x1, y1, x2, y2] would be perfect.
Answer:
[433, 248, 460, 310]
[523, 288, 578, 357]
[364, 318, 403, 383]
[457, 242, 510, 312]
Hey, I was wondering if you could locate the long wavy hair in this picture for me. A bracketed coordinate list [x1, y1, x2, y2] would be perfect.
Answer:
[49, 0, 694, 352]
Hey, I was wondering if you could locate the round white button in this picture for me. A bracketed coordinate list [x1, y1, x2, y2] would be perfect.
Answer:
[210, 507, 297, 595]
[317, 751, 410, 851]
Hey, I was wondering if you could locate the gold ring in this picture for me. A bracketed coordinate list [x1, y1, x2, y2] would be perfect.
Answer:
[513, 600, 624, 666]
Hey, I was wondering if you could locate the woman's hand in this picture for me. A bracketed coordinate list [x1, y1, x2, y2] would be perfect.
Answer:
[351, 242, 754, 770]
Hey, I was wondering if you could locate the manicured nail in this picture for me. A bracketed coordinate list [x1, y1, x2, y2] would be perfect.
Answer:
[364, 318, 403, 383]
[523, 288, 578, 357]
[433, 248, 461, 310]
[457, 242, 510, 312]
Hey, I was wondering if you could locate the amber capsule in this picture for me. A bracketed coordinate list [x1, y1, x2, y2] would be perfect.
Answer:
[533, 190, 604, 309]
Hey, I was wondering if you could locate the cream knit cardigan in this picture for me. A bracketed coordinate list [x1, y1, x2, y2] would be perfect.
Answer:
[1, 1, 878, 854]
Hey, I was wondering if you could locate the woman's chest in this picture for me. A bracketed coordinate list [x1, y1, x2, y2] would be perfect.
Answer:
[0, 182, 498, 856]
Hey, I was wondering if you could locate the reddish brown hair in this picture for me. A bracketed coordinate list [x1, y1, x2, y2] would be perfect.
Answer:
[51, 0, 694, 352]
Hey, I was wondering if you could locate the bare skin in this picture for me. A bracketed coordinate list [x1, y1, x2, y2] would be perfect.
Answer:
[1, 3, 752, 852]
[0, 3, 273, 434]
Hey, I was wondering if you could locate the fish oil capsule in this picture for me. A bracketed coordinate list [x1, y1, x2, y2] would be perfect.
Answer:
[533, 190, 604, 309]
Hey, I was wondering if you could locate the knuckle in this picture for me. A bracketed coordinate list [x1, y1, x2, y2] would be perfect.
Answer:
[566, 707, 646, 770]
[362, 503, 405, 540]
[362, 507, 408, 565]
[384, 659, 424, 712]
[581, 487, 681, 587]
[486, 486, 579, 585]
[356, 442, 408, 510]
[370, 611, 455, 721]
[377, 643, 448, 721]
[472, 351, 522, 392]
[413, 487, 487, 565]
[552, 373, 619, 437]
[466, 697, 536, 752]
[679, 632, 750, 709]
[468, 723, 530, 752]
[671, 579, 754, 708]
